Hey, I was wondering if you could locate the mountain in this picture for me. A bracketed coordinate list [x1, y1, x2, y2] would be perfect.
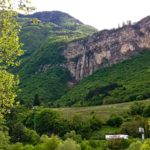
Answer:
[16, 11, 97, 105]
[18, 11, 97, 57]
[63, 16, 150, 80]
[17, 12, 150, 106]
[58, 51, 150, 106]
[19, 11, 83, 27]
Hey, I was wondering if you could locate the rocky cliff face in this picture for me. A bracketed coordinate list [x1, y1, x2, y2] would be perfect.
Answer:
[63, 16, 150, 81]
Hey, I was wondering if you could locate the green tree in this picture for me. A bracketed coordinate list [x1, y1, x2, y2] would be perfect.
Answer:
[36, 109, 60, 134]
[141, 140, 150, 150]
[0, 70, 18, 114]
[130, 102, 144, 116]
[143, 105, 150, 117]
[56, 138, 81, 150]
[34, 135, 61, 150]
[127, 141, 142, 150]
[107, 115, 123, 127]
[121, 117, 145, 137]
[0, 116, 10, 149]
[33, 94, 41, 106]
[10, 122, 40, 145]
[0, 0, 34, 114]
[64, 130, 82, 143]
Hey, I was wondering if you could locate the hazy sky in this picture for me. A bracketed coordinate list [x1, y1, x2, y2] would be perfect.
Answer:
[31, 0, 150, 30]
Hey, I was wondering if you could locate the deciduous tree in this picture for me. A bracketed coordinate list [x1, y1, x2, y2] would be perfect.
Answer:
[0, 0, 33, 114]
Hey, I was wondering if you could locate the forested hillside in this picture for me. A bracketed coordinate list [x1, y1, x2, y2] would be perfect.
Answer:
[16, 11, 150, 107]
[16, 11, 97, 105]
[58, 51, 150, 106]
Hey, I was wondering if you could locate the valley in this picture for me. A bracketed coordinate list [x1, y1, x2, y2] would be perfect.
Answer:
[0, 4, 150, 149]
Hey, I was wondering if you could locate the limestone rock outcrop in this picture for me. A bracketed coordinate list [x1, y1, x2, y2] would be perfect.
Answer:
[63, 16, 150, 81]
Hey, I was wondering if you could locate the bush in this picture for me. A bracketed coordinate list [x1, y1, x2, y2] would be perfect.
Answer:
[141, 139, 150, 150]
[0, 131, 10, 150]
[89, 116, 102, 130]
[64, 131, 82, 142]
[0, 117, 10, 149]
[35, 109, 60, 135]
[56, 138, 81, 150]
[80, 140, 92, 150]
[127, 141, 142, 150]
[34, 135, 61, 150]
[130, 102, 144, 116]
[121, 117, 145, 137]
[23, 127, 40, 145]
[108, 139, 130, 150]
[7, 143, 24, 150]
[107, 115, 123, 127]
[143, 105, 150, 117]
[10, 122, 40, 144]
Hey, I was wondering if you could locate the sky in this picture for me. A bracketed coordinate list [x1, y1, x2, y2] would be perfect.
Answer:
[31, 0, 150, 30]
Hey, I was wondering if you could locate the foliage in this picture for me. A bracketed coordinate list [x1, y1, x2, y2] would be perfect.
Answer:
[127, 141, 142, 150]
[59, 51, 150, 106]
[0, 0, 25, 114]
[36, 135, 61, 150]
[56, 138, 81, 150]
[0, 70, 18, 114]
[0, 11, 23, 69]
[143, 105, 150, 117]
[15, 11, 97, 105]
[0, 116, 10, 149]
[18, 66, 71, 105]
[108, 139, 130, 150]
[89, 116, 102, 130]
[106, 115, 123, 127]
[121, 117, 145, 137]
[130, 102, 144, 116]
[64, 131, 82, 143]
[10, 122, 40, 145]
[34, 109, 60, 135]
[33, 94, 41, 106]
[0, 130, 10, 149]
[141, 140, 150, 150]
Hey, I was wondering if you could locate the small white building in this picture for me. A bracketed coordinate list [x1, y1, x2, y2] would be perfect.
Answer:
[105, 134, 128, 140]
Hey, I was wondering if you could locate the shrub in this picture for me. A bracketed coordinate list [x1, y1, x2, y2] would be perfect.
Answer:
[34, 135, 61, 150]
[35, 109, 60, 135]
[56, 138, 81, 150]
[10, 122, 40, 144]
[121, 117, 145, 137]
[64, 130, 82, 142]
[108, 139, 130, 150]
[107, 115, 123, 127]
[127, 141, 142, 150]
[80, 140, 92, 150]
[143, 105, 150, 117]
[89, 116, 102, 130]
[141, 139, 150, 150]
[130, 102, 144, 116]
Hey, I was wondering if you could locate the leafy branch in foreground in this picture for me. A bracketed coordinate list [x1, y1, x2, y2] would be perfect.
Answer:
[0, 0, 33, 114]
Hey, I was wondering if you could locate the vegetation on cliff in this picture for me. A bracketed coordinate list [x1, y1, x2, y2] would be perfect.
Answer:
[59, 51, 150, 106]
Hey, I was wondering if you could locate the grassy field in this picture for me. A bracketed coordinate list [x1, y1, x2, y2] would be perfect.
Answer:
[53, 99, 150, 121]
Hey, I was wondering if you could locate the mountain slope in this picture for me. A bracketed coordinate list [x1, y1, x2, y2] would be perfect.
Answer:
[17, 13, 150, 106]
[18, 11, 97, 56]
[57, 51, 150, 106]
[63, 16, 150, 81]
[17, 11, 97, 105]
[19, 11, 83, 26]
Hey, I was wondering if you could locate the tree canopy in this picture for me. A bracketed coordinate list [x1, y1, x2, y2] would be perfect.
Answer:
[0, 0, 33, 114]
